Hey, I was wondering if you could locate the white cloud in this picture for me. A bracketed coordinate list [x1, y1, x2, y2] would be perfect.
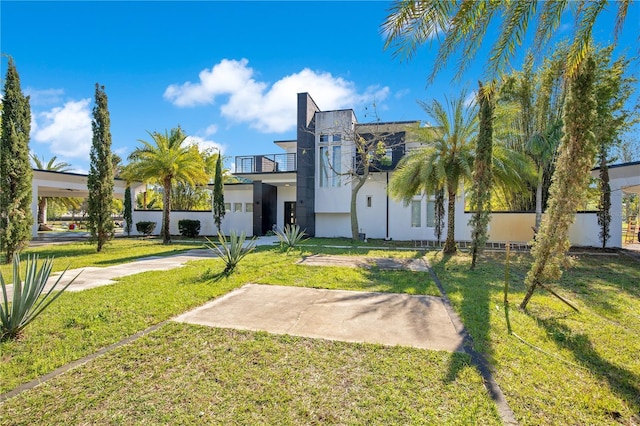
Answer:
[164, 59, 390, 133]
[185, 135, 224, 155]
[32, 99, 92, 159]
[25, 88, 64, 106]
[204, 124, 218, 136]
[164, 58, 261, 107]
[394, 88, 411, 99]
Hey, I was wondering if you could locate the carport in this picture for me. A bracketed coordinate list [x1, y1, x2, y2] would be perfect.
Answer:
[31, 169, 141, 238]
[592, 161, 640, 247]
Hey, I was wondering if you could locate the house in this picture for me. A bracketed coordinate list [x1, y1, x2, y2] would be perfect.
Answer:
[217, 93, 446, 241]
[30, 93, 640, 248]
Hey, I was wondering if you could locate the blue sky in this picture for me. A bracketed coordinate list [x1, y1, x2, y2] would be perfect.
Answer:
[2, 1, 638, 174]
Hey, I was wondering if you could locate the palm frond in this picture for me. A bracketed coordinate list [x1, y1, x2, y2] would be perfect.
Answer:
[566, 0, 606, 78]
[488, 0, 538, 79]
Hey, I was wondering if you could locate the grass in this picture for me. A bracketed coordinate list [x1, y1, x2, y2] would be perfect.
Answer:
[428, 250, 640, 425]
[1, 240, 639, 424]
[0, 246, 439, 393]
[1, 324, 499, 425]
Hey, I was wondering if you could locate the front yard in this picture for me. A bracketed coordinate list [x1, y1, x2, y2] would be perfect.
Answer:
[1, 239, 638, 424]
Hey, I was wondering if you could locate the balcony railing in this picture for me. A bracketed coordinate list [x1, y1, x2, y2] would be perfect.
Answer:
[235, 153, 297, 173]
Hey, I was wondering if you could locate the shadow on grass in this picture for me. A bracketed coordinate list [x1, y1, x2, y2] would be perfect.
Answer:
[537, 317, 640, 416]
[427, 253, 493, 379]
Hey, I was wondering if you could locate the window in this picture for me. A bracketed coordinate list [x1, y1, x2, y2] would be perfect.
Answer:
[331, 145, 341, 187]
[319, 146, 329, 187]
[411, 200, 421, 227]
[224, 203, 231, 213]
[332, 133, 341, 142]
[426, 199, 436, 227]
[320, 134, 329, 143]
[366, 196, 372, 208]
[234, 202, 242, 213]
[319, 145, 341, 187]
[245, 203, 253, 213]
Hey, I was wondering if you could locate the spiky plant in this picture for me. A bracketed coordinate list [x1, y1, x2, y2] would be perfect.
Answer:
[206, 231, 256, 276]
[274, 224, 308, 252]
[1, 255, 79, 341]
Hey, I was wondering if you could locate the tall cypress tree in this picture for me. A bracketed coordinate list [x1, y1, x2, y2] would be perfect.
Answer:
[597, 146, 611, 249]
[469, 82, 494, 270]
[87, 83, 114, 252]
[0, 57, 33, 263]
[123, 186, 133, 236]
[521, 57, 597, 310]
[213, 152, 225, 233]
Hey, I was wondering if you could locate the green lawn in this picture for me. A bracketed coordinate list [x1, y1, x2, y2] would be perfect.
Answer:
[1, 241, 639, 425]
[428, 250, 640, 425]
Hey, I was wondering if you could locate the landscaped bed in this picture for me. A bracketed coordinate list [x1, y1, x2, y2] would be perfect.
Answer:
[1, 240, 639, 424]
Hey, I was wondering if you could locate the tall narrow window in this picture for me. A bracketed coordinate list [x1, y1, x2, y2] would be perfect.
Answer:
[319, 146, 329, 187]
[411, 200, 421, 227]
[331, 145, 341, 187]
[366, 196, 372, 207]
[426, 199, 436, 227]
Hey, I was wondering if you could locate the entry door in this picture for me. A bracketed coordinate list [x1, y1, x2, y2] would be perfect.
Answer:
[284, 202, 296, 227]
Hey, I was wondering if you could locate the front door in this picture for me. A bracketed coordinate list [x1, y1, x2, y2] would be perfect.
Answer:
[284, 202, 296, 227]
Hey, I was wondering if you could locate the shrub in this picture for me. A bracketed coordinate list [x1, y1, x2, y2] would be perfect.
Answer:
[205, 231, 256, 276]
[1, 255, 79, 341]
[135, 221, 156, 236]
[178, 219, 201, 238]
[274, 224, 308, 252]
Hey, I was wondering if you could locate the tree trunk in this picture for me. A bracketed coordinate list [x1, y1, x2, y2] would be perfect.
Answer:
[163, 177, 172, 244]
[350, 173, 367, 241]
[38, 198, 47, 224]
[443, 187, 457, 254]
[534, 165, 543, 229]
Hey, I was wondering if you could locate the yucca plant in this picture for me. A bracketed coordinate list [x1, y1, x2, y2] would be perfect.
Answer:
[274, 224, 308, 252]
[205, 231, 256, 276]
[1, 255, 79, 341]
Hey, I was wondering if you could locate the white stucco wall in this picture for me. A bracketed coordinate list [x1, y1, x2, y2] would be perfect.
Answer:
[130, 210, 216, 236]
[315, 213, 352, 238]
[220, 185, 253, 236]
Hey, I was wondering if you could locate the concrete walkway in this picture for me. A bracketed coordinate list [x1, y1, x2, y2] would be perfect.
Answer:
[3, 249, 212, 299]
[5, 236, 280, 299]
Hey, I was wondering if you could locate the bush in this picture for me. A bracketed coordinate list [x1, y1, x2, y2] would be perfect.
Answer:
[178, 219, 201, 238]
[1, 255, 79, 341]
[135, 221, 156, 236]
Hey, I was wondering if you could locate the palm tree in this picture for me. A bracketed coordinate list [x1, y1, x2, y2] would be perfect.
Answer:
[122, 127, 208, 244]
[382, 0, 630, 82]
[390, 93, 534, 254]
[389, 93, 477, 254]
[31, 154, 72, 225]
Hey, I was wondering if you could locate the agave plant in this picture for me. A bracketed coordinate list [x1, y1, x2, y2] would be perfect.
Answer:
[206, 231, 256, 276]
[1, 255, 79, 341]
[274, 224, 308, 252]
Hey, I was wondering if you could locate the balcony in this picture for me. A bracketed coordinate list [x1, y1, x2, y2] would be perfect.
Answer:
[235, 153, 297, 173]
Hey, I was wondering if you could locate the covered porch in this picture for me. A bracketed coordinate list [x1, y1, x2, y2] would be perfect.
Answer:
[31, 169, 140, 238]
